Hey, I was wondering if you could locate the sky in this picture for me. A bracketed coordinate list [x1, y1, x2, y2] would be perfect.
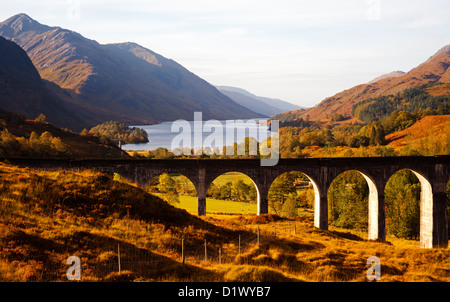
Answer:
[1, 0, 449, 108]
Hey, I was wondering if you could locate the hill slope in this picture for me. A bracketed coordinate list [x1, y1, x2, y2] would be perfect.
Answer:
[0, 14, 262, 129]
[0, 106, 130, 159]
[386, 115, 450, 149]
[0, 36, 99, 130]
[275, 44, 450, 122]
[0, 162, 448, 282]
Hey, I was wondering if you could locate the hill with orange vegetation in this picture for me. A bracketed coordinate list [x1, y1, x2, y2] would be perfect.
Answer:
[272, 44, 450, 123]
[386, 115, 450, 149]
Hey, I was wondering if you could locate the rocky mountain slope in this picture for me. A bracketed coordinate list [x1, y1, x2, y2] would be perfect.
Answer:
[0, 14, 261, 130]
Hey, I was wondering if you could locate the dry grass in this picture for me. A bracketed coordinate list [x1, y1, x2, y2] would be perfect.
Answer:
[0, 162, 448, 282]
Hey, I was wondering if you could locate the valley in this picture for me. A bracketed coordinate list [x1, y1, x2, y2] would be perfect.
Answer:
[0, 8, 448, 286]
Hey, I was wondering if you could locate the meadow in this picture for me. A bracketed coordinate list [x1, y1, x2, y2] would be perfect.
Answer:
[0, 163, 448, 282]
[175, 196, 257, 215]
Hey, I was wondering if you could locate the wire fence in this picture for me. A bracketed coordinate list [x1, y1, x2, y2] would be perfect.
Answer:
[21, 221, 301, 281]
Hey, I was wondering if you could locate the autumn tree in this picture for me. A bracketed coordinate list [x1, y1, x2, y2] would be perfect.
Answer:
[328, 171, 369, 230]
[157, 173, 180, 204]
[385, 170, 420, 239]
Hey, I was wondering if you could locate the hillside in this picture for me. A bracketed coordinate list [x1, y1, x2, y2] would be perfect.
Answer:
[367, 71, 405, 84]
[0, 14, 262, 130]
[386, 115, 450, 149]
[0, 36, 99, 130]
[216, 86, 302, 117]
[273, 44, 450, 123]
[0, 107, 130, 159]
[0, 162, 448, 282]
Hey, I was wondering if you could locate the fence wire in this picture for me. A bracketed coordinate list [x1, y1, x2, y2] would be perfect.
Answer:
[16, 222, 300, 281]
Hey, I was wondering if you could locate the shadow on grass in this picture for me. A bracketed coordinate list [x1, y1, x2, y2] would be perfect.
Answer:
[329, 230, 365, 241]
[0, 227, 219, 282]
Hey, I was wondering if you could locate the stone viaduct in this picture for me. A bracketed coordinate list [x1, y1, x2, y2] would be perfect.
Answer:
[6, 156, 449, 248]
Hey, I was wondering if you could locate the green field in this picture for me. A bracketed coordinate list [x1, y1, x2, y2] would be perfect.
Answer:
[170, 172, 258, 214]
[164, 172, 313, 216]
[175, 195, 257, 215]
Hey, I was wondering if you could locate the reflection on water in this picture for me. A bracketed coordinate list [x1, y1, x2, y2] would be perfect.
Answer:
[122, 119, 271, 151]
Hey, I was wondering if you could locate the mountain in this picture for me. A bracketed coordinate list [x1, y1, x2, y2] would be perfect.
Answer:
[0, 36, 101, 130]
[216, 85, 302, 117]
[276, 44, 450, 122]
[0, 14, 262, 130]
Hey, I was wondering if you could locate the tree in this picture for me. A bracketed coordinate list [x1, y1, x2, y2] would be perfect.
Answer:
[51, 137, 66, 154]
[35, 113, 47, 123]
[219, 183, 232, 200]
[298, 188, 314, 209]
[328, 171, 369, 230]
[157, 173, 177, 193]
[157, 173, 180, 204]
[331, 113, 345, 122]
[269, 171, 307, 214]
[0, 129, 20, 155]
[282, 193, 298, 218]
[231, 179, 249, 202]
[368, 122, 386, 146]
[207, 183, 221, 199]
[90, 121, 148, 145]
[385, 170, 420, 239]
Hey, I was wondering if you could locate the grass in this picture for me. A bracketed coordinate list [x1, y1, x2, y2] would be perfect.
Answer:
[0, 162, 448, 282]
[174, 196, 257, 215]
[210, 172, 256, 186]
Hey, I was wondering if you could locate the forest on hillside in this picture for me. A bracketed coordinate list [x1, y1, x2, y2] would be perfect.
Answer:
[352, 85, 449, 123]
[0, 110, 128, 159]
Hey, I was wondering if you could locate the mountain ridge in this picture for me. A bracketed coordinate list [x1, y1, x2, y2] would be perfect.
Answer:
[272, 43, 450, 123]
[216, 85, 303, 117]
[0, 13, 262, 130]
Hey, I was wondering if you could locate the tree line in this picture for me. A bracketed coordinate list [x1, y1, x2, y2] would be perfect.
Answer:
[0, 128, 69, 158]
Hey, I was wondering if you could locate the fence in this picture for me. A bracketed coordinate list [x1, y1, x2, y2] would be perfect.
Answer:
[23, 221, 301, 281]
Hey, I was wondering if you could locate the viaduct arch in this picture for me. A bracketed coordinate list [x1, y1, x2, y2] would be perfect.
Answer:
[6, 156, 449, 248]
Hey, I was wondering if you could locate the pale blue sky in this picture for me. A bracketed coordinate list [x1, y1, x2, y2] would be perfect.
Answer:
[1, 0, 449, 107]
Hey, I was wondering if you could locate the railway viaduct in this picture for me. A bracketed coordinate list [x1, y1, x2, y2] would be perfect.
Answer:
[6, 156, 449, 248]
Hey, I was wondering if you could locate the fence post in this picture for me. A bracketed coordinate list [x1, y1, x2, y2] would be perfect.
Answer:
[181, 238, 185, 265]
[204, 239, 207, 262]
[118, 244, 121, 274]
